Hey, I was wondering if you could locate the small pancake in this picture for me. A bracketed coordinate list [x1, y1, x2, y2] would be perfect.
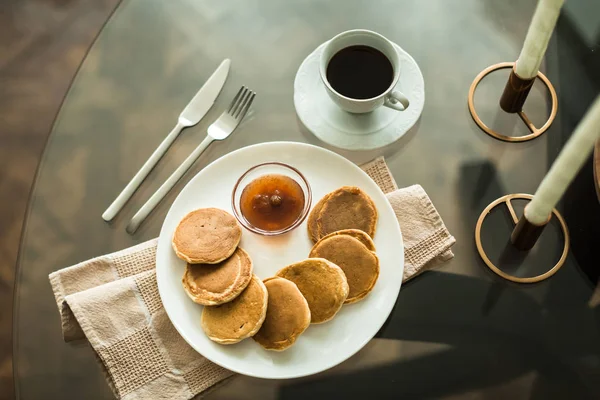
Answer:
[182, 247, 253, 306]
[172, 208, 241, 264]
[309, 235, 379, 304]
[316, 187, 378, 240]
[307, 193, 332, 242]
[319, 229, 376, 251]
[253, 277, 311, 351]
[201, 274, 268, 344]
[276, 258, 348, 324]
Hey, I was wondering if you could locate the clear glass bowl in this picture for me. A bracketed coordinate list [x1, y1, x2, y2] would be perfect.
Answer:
[231, 162, 312, 236]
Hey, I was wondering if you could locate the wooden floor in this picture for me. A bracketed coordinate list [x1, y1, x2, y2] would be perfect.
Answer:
[0, 0, 120, 397]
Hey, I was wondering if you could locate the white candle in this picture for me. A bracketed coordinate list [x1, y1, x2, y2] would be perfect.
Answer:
[526, 95, 600, 224]
[515, 0, 564, 79]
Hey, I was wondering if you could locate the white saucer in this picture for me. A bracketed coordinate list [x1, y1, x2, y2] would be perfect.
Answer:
[294, 41, 424, 151]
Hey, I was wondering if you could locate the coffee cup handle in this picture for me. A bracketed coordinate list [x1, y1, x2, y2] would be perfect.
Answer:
[384, 90, 410, 111]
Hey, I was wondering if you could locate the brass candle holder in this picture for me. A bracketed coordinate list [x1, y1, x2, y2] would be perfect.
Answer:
[467, 62, 558, 142]
[474, 194, 569, 284]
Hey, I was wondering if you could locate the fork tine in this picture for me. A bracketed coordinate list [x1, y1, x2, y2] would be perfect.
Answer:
[236, 91, 256, 121]
[227, 86, 245, 113]
[230, 87, 250, 117]
[234, 89, 252, 119]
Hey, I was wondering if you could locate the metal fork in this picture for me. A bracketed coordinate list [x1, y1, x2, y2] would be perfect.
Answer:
[126, 86, 256, 234]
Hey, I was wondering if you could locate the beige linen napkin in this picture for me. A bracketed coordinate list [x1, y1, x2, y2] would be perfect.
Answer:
[361, 157, 455, 279]
[49, 157, 455, 400]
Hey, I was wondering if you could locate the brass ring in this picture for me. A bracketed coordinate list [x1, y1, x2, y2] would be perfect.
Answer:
[474, 194, 569, 283]
[467, 62, 558, 142]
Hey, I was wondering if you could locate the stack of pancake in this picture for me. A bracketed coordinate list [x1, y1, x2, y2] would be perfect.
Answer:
[172, 186, 380, 352]
[174, 208, 268, 345]
[306, 187, 380, 304]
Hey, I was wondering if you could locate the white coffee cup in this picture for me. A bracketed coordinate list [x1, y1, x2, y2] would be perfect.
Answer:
[320, 29, 409, 114]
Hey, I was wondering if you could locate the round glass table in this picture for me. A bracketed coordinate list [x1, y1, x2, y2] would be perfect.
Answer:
[14, 0, 600, 398]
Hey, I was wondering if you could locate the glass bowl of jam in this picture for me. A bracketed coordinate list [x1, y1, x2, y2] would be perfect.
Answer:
[232, 162, 312, 236]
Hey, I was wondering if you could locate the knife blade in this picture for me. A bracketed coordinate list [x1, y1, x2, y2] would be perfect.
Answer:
[102, 59, 231, 222]
[180, 59, 231, 124]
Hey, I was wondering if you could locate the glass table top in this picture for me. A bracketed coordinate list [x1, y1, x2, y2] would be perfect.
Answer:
[14, 0, 600, 398]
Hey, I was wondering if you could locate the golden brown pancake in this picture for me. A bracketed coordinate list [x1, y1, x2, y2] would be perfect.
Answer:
[276, 258, 348, 324]
[307, 193, 331, 242]
[182, 247, 253, 306]
[201, 274, 268, 344]
[316, 187, 378, 239]
[253, 277, 311, 351]
[319, 229, 376, 251]
[172, 208, 241, 264]
[309, 235, 379, 304]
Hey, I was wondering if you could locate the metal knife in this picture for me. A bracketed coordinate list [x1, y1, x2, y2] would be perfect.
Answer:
[102, 59, 231, 221]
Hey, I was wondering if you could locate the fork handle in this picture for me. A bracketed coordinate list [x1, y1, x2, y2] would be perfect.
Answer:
[126, 135, 214, 234]
[102, 121, 186, 221]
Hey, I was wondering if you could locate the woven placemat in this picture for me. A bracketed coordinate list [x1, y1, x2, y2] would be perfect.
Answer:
[360, 157, 398, 194]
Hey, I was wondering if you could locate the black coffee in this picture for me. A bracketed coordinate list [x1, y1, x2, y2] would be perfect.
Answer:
[326, 45, 393, 100]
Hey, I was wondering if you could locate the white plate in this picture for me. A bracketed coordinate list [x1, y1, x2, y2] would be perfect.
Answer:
[156, 142, 404, 379]
[294, 41, 425, 150]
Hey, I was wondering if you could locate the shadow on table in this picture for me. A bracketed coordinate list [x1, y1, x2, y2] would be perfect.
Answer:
[279, 270, 599, 399]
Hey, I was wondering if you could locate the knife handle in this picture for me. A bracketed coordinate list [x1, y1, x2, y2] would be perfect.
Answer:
[126, 135, 213, 234]
[102, 121, 186, 222]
